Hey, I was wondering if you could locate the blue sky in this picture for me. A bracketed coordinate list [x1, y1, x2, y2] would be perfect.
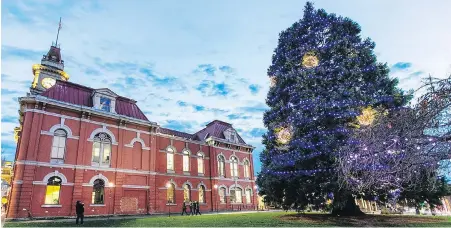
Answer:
[1, 0, 451, 175]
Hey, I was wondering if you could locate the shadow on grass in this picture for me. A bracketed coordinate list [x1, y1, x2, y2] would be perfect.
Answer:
[280, 213, 451, 227]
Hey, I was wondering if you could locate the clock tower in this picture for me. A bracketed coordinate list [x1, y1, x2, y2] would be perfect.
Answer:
[30, 18, 70, 95]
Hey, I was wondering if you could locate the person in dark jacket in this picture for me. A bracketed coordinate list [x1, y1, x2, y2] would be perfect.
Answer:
[195, 201, 201, 215]
[181, 201, 188, 215]
[189, 201, 194, 215]
[75, 201, 84, 224]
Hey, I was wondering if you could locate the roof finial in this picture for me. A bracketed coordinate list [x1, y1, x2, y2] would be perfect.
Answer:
[55, 17, 62, 47]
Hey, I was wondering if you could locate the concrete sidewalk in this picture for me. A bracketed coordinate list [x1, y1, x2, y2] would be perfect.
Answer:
[5, 210, 279, 224]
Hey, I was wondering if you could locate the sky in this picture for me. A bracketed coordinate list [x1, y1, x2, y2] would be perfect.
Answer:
[1, 0, 451, 174]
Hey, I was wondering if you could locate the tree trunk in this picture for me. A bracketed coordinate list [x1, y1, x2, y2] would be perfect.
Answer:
[331, 195, 365, 216]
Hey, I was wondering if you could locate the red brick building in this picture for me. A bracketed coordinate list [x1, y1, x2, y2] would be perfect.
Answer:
[7, 43, 257, 218]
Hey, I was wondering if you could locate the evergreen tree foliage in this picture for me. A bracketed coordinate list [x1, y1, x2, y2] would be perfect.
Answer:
[257, 2, 409, 214]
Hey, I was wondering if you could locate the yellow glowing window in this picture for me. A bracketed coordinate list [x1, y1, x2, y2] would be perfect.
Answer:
[183, 184, 191, 202]
[167, 183, 175, 204]
[198, 185, 205, 203]
[44, 176, 62, 205]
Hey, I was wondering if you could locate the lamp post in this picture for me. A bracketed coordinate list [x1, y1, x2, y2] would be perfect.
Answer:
[253, 185, 258, 211]
[166, 182, 171, 217]
[214, 184, 218, 213]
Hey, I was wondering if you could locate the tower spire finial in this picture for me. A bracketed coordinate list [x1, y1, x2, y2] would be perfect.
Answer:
[55, 17, 62, 47]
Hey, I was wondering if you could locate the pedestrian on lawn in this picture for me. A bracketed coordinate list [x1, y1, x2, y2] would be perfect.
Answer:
[75, 201, 84, 225]
[181, 201, 188, 215]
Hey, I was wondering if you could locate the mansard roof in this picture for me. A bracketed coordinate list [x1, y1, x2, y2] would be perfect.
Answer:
[39, 80, 250, 146]
[193, 120, 247, 145]
[41, 80, 148, 121]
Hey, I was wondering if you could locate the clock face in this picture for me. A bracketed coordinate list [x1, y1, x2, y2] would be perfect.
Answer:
[41, 77, 56, 89]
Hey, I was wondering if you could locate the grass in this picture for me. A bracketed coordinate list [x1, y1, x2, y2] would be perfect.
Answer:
[5, 211, 451, 227]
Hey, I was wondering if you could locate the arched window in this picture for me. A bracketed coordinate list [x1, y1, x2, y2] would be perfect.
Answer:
[198, 185, 205, 203]
[44, 176, 62, 205]
[167, 147, 174, 171]
[92, 133, 111, 167]
[218, 155, 225, 177]
[230, 156, 238, 177]
[92, 179, 105, 204]
[244, 160, 250, 178]
[183, 184, 191, 202]
[183, 150, 190, 172]
[167, 183, 175, 203]
[230, 187, 242, 203]
[219, 187, 226, 203]
[245, 189, 252, 204]
[197, 153, 204, 174]
[51, 129, 67, 163]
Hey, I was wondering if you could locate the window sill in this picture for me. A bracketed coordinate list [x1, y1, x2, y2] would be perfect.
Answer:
[90, 204, 105, 207]
[41, 204, 62, 208]
[166, 203, 177, 206]
[167, 170, 175, 174]
[183, 172, 190, 175]
[198, 173, 204, 176]
[231, 203, 243, 205]
[91, 163, 110, 168]
[50, 159, 64, 164]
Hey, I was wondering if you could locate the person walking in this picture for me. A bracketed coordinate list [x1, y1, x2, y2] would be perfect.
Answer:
[195, 201, 201, 215]
[181, 201, 188, 215]
[75, 201, 84, 225]
[189, 201, 194, 216]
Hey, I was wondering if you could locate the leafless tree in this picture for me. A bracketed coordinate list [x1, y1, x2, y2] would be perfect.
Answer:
[338, 75, 451, 195]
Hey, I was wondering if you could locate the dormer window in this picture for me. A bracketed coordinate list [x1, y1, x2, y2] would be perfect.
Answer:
[224, 128, 239, 143]
[99, 97, 111, 112]
[92, 88, 118, 113]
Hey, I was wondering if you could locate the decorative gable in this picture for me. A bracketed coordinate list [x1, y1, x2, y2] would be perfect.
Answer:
[92, 88, 118, 113]
[223, 128, 239, 144]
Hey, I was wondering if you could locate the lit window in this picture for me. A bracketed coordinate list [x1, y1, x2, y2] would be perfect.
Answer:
[199, 185, 205, 203]
[218, 155, 225, 177]
[230, 187, 242, 203]
[246, 189, 252, 204]
[167, 148, 174, 171]
[51, 129, 67, 163]
[92, 133, 111, 167]
[167, 183, 175, 204]
[183, 150, 190, 172]
[219, 187, 226, 203]
[44, 176, 62, 205]
[197, 153, 204, 174]
[244, 160, 250, 178]
[183, 184, 191, 202]
[230, 156, 238, 177]
[92, 179, 105, 204]
[99, 97, 111, 112]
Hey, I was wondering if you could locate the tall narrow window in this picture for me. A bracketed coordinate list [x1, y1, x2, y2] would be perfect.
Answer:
[92, 179, 105, 204]
[231, 187, 242, 203]
[197, 153, 204, 174]
[218, 155, 225, 177]
[219, 187, 226, 203]
[44, 176, 62, 205]
[230, 156, 238, 177]
[167, 148, 174, 171]
[244, 160, 250, 178]
[92, 133, 111, 167]
[246, 189, 252, 204]
[230, 188, 236, 203]
[51, 129, 67, 163]
[183, 184, 191, 202]
[199, 185, 205, 203]
[183, 150, 190, 172]
[167, 183, 175, 203]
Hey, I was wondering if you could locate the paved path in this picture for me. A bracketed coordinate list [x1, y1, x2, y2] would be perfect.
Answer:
[6, 210, 279, 224]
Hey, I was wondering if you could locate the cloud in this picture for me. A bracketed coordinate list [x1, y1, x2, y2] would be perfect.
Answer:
[391, 62, 412, 71]
[248, 84, 261, 95]
[1, 116, 17, 123]
[219, 65, 235, 74]
[195, 64, 216, 76]
[2, 45, 43, 60]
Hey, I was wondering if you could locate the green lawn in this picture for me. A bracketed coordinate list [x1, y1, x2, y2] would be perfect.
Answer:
[5, 211, 451, 227]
